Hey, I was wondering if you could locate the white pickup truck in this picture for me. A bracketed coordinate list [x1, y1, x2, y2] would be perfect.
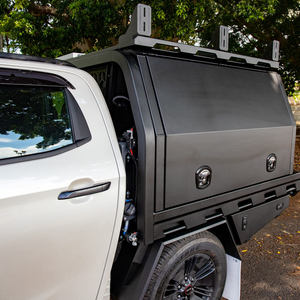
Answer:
[1, 4, 299, 300]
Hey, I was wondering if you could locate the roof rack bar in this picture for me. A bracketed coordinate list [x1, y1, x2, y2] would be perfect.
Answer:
[59, 3, 279, 69]
[118, 35, 279, 69]
[117, 3, 279, 69]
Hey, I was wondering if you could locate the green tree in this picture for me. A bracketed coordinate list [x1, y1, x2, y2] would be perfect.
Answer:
[0, 0, 124, 57]
[200, 0, 300, 96]
[0, 1, 299, 94]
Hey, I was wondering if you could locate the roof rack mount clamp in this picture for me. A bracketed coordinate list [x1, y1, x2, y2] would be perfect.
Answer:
[262, 40, 280, 62]
[211, 26, 229, 51]
[119, 4, 152, 47]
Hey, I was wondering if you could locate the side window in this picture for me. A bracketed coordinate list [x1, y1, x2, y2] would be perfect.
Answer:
[0, 85, 73, 159]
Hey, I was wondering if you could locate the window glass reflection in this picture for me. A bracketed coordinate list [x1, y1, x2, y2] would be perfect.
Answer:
[0, 85, 73, 159]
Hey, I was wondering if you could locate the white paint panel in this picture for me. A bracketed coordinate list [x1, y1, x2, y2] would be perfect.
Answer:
[0, 60, 126, 300]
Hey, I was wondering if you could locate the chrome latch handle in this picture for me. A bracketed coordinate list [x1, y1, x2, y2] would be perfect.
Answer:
[196, 166, 212, 189]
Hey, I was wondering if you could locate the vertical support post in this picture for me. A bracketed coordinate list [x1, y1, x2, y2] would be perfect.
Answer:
[119, 4, 151, 45]
[211, 26, 229, 51]
[219, 25, 229, 51]
[272, 40, 280, 61]
[263, 40, 280, 61]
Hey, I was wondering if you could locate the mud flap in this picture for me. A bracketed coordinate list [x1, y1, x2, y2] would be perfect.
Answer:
[222, 255, 241, 300]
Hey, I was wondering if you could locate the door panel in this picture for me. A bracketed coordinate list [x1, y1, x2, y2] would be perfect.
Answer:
[0, 71, 121, 299]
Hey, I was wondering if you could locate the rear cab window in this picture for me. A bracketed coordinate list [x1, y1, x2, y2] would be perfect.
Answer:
[0, 68, 90, 164]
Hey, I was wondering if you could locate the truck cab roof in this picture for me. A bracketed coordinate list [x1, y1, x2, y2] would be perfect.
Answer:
[0, 52, 75, 67]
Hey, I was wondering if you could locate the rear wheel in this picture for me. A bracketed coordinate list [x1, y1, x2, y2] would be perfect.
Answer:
[144, 231, 226, 300]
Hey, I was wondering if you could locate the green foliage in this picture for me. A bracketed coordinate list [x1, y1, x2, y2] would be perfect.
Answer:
[0, 1, 300, 94]
[292, 82, 300, 102]
[0, 0, 123, 57]
[199, 0, 300, 95]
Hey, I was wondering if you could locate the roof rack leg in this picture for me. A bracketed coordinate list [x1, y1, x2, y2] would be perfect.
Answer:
[119, 4, 151, 46]
[262, 40, 280, 61]
[211, 26, 229, 51]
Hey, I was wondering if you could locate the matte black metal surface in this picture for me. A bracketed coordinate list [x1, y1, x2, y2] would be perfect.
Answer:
[147, 56, 295, 208]
[70, 49, 298, 245]
[149, 57, 291, 133]
[231, 195, 290, 244]
[117, 35, 279, 69]
[153, 171, 300, 223]
[70, 51, 156, 245]
[137, 55, 166, 212]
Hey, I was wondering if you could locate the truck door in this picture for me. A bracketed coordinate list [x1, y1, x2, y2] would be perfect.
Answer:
[0, 67, 122, 299]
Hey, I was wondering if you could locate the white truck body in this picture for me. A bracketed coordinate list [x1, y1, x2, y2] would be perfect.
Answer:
[0, 58, 125, 300]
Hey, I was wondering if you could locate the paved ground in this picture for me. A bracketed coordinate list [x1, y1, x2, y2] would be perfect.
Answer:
[237, 194, 300, 300]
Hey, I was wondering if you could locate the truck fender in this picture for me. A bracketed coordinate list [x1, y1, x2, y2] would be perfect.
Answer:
[117, 220, 241, 300]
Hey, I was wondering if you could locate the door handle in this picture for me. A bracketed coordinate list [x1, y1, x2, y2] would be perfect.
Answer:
[58, 182, 111, 200]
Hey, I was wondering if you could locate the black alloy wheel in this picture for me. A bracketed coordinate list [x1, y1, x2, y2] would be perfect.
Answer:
[145, 231, 226, 300]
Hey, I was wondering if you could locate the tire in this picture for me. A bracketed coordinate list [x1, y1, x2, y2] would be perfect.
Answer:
[144, 231, 226, 300]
